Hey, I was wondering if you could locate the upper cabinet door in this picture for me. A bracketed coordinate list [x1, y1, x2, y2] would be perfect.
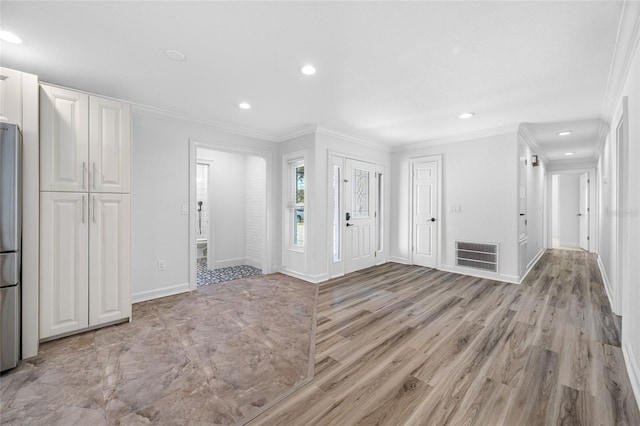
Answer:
[90, 96, 131, 193]
[40, 85, 89, 192]
[0, 68, 23, 125]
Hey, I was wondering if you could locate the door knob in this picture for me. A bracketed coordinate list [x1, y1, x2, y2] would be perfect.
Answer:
[577, 213, 582, 216]
[346, 223, 354, 227]
[346, 212, 351, 221]
[429, 218, 436, 222]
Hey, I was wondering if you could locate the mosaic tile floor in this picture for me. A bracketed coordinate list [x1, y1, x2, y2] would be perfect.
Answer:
[1, 274, 317, 425]
[197, 259, 263, 287]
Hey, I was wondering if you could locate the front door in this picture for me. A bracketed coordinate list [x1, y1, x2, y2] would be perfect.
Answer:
[412, 160, 438, 268]
[579, 173, 589, 251]
[344, 159, 377, 273]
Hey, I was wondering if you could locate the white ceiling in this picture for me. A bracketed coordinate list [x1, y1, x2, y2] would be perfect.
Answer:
[0, 1, 623, 153]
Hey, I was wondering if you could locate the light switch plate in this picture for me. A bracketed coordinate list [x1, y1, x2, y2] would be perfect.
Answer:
[181, 205, 189, 215]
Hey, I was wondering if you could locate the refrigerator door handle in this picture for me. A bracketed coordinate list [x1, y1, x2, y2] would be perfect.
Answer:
[82, 161, 87, 189]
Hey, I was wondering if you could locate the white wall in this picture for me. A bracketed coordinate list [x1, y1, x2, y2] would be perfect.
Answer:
[557, 174, 580, 247]
[131, 108, 277, 302]
[597, 4, 640, 410]
[246, 156, 266, 269]
[390, 132, 519, 282]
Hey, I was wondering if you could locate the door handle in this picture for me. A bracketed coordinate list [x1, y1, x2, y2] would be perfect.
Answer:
[92, 162, 97, 190]
[346, 223, 354, 227]
[429, 218, 436, 222]
[82, 162, 87, 189]
[577, 213, 582, 217]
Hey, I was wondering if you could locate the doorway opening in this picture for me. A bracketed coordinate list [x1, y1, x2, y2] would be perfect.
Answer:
[191, 145, 268, 288]
[550, 172, 591, 251]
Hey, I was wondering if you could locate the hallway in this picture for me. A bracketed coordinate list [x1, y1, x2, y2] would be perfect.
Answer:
[252, 250, 640, 425]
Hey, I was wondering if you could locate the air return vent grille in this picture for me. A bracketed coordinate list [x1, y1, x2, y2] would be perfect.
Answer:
[455, 241, 498, 273]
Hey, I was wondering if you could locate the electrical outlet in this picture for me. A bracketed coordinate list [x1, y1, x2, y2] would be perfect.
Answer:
[181, 205, 189, 215]
[158, 260, 167, 271]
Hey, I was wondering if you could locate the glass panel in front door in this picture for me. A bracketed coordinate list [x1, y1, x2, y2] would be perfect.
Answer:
[352, 169, 370, 218]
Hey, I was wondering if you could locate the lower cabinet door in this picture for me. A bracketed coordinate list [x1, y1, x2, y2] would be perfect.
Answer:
[89, 193, 131, 326]
[40, 192, 89, 339]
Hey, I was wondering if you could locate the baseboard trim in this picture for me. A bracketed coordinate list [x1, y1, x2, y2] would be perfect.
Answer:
[519, 248, 545, 284]
[244, 257, 262, 270]
[388, 256, 410, 265]
[132, 282, 191, 303]
[440, 265, 519, 284]
[622, 342, 640, 415]
[213, 257, 247, 269]
[559, 241, 580, 248]
[596, 255, 618, 315]
[279, 268, 328, 284]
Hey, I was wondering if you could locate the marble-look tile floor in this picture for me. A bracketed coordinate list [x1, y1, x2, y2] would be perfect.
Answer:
[197, 259, 263, 287]
[0, 273, 317, 425]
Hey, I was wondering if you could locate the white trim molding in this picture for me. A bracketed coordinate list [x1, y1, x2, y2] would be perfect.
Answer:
[440, 265, 520, 285]
[132, 283, 190, 304]
[622, 342, 640, 415]
[597, 254, 619, 315]
[279, 268, 328, 284]
[519, 248, 546, 284]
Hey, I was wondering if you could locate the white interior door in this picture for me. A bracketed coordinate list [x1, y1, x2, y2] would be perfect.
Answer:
[579, 173, 589, 251]
[412, 161, 438, 268]
[344, 159, 377, 273]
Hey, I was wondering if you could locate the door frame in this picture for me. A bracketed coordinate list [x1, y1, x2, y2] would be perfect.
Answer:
[188, 139, 273, 291]
[545, 168, 597, 253]
[409, 155, 443, 269]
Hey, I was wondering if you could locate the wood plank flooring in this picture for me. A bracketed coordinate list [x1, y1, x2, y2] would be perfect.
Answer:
[250, 250, 640, 425]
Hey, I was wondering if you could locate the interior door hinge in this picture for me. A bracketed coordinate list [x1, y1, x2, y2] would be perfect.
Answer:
[525, 159, 528, 165]
[587, 236, 590, 241]
[588, 179, 590, 183]
[525, 219, 528, 226]
[412, 246, 415, 252]
[374, 252, 377, 257]
[374, 211, 377, 217]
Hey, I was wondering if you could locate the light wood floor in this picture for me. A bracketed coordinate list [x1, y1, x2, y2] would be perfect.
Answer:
[250, 250, 640, 425]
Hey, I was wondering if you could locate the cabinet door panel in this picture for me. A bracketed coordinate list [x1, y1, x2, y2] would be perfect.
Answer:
[90, 97, 130, 193]
[89, 194, 131, 326]
[40, 85, 89, 192]
[0, 68, 23, 125]
[40, 192, 89, 339]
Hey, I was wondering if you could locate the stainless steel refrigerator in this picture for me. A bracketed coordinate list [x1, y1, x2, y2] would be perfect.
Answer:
[0, 122, 21, 372]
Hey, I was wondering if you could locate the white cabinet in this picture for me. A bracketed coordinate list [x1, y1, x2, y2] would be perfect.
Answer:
[40, 84, 130, 193]
[0, 68, 24, 124]
[40, 85, 89, 192]
[90, 97, 131, 193]
[39, 84, 131, 340]
[39, 192, 89, 339]
[89, 194, 131, 326]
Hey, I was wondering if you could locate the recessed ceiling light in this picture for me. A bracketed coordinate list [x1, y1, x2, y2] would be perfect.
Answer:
[0, 30, 22, 44]
[459, 112, 475, 119]
[565, 152, 575, 156]
[301, 64, 317, 75]
[164, 49, 186, 62]
[557, 131, 572, 136]
[238, 102, 251, 110]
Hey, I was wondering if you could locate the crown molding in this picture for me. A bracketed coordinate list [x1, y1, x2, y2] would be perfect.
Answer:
[391, 123, 519, 153]
[276, 125, 319, 142]
[132, 103, 281, 142]
[315, 126, 392, 152]
[601, 1, 640, 120]
[518, 123, 550, 164]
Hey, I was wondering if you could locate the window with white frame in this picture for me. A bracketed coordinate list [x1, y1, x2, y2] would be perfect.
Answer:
[288, 159, 305, 248]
